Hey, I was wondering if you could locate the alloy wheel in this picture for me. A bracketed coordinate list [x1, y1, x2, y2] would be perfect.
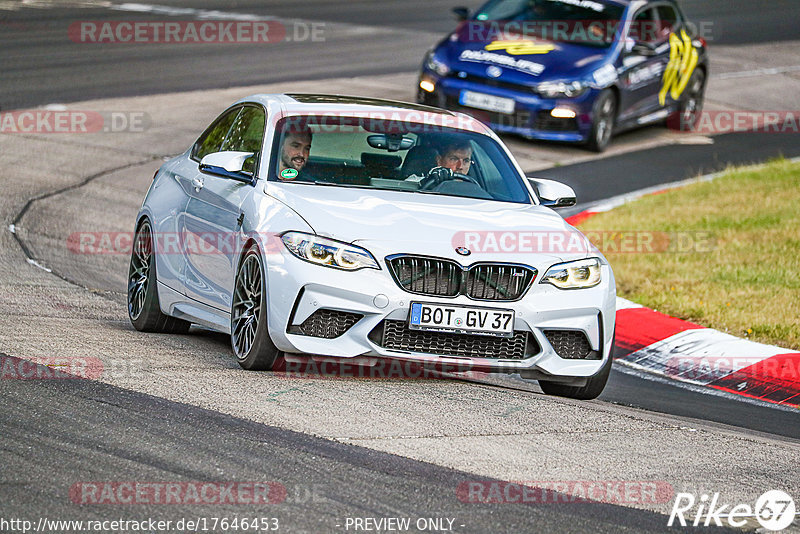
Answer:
[128, 222, 152, 320]
[232, 254, 262, 358]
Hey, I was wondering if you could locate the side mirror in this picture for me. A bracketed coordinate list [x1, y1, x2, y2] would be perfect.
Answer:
[630, 41, 658, 56]
[199, 151, 256, 184]
[529, 178, 576, 208]
[452, 6, 470, 21]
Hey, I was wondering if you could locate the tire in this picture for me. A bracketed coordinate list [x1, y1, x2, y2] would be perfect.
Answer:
[231, 246, 279, 370]
[586, 89, 616, 153]
[128, 219, 192, 334]
[539, 352, 613, 400]
[673, 69, 706, 131]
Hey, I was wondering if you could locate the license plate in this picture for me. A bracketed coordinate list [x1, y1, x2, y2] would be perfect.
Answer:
[459, 90, 515, 114]
[409, 302, 515, 338]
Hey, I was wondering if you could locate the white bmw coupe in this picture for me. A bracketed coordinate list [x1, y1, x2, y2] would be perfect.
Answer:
[128, 94, 616, 399]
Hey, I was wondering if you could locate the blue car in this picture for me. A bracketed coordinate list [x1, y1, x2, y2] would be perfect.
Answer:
[417, 0, 708, 151]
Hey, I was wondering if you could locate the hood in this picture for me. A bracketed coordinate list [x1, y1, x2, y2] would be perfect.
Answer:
[438, 27, 613, 82]
[265, 182, 591, 263]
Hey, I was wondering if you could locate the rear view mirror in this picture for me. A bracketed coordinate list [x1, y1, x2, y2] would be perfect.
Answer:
[199, 151, 255, 184]
[529, 178, 577, 208]
[367, 134, 415, 152]
[452, 6, 470, 21]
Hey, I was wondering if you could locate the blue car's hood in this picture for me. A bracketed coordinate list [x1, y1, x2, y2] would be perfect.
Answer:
[439, 27, 615, 83]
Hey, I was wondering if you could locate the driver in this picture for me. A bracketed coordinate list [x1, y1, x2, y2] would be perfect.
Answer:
[417, 140, 474, 190]
[435, 140, 472, 174]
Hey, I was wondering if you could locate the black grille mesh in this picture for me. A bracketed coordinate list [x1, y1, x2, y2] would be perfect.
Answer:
[466, 264, 535, 300]
[388, 256, 461, 296]
[544, 330, 593, 359]
[291, 309, 362, 339]
[379, 320, 531, 359]
[387, 256, 535, 301]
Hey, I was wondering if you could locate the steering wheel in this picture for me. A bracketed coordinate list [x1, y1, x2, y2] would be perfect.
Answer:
[419, 166, 480, 190]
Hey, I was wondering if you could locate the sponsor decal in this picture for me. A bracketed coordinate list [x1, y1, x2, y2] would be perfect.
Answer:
[484, 39, 555, 55]
[546, 0, 606, 13]
[659, 29, 698, 106]
[592, 63, 618, 87]
[626, 62, 664, 86]
[458, 50, 544, 76]
[280, 168, 298, 180]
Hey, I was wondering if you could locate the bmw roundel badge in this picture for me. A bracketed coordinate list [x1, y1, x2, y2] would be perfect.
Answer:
[455, 247, 471, 256]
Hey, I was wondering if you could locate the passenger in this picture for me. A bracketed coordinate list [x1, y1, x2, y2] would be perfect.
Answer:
[277, 125, 312, 181]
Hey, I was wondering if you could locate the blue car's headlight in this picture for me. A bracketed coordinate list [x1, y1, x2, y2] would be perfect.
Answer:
[541, 258, 601, 289]
[281, 232, 379, 271]
[537, 80, 589, 99]
[424, 51, 450, 76]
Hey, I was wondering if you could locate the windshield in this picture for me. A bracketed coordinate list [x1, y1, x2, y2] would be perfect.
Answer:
[469, 0, 625, 47]
[269, 115, 532, 204]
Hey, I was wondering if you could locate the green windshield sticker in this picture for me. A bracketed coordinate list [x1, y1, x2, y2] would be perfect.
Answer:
[280, 168, 298, 179]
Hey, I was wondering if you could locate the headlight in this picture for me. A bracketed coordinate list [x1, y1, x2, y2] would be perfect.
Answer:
[425, 51, 450, 76]
[536, 80, 588, 99]
[541, 258, 601, 289]
[281, 232, 379, 271]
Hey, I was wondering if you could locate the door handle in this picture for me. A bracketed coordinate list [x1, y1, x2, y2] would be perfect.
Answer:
[192, 177, 204, 191]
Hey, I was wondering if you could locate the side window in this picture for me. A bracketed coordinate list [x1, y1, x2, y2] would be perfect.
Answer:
[630, 8, 657, 44]
[193, 108, 239, 161]
[220, 106, 266, 174]
[656, 5, 680, 39]
[220, 106, 266, 153]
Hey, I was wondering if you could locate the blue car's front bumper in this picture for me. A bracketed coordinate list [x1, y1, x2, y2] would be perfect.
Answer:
[418, 70, 599, 144]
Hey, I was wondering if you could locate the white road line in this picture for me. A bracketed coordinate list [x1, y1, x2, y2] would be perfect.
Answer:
[26, 258, 52, 273]
[715, 65, 800, 80]
[111, 2, 271, 21]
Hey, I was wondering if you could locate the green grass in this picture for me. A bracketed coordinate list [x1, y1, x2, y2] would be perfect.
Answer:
[577, 158, 800, 350]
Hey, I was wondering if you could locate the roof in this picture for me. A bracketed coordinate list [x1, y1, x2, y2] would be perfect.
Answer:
[237, 93, 494, 136]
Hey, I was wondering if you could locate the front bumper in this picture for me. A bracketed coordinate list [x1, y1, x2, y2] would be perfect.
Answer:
[417, 70, 600, 144]
[265, 249, 616, 382]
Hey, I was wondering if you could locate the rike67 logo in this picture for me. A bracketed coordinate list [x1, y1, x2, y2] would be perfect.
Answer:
[669, 490, 796, 530]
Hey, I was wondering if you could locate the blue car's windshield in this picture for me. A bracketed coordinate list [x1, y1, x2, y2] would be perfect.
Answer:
[268, 115, 532, 204]
[470, 0, 625, 47]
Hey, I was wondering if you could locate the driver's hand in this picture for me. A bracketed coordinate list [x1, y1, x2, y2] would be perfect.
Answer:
[420, 166, 453, 190]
